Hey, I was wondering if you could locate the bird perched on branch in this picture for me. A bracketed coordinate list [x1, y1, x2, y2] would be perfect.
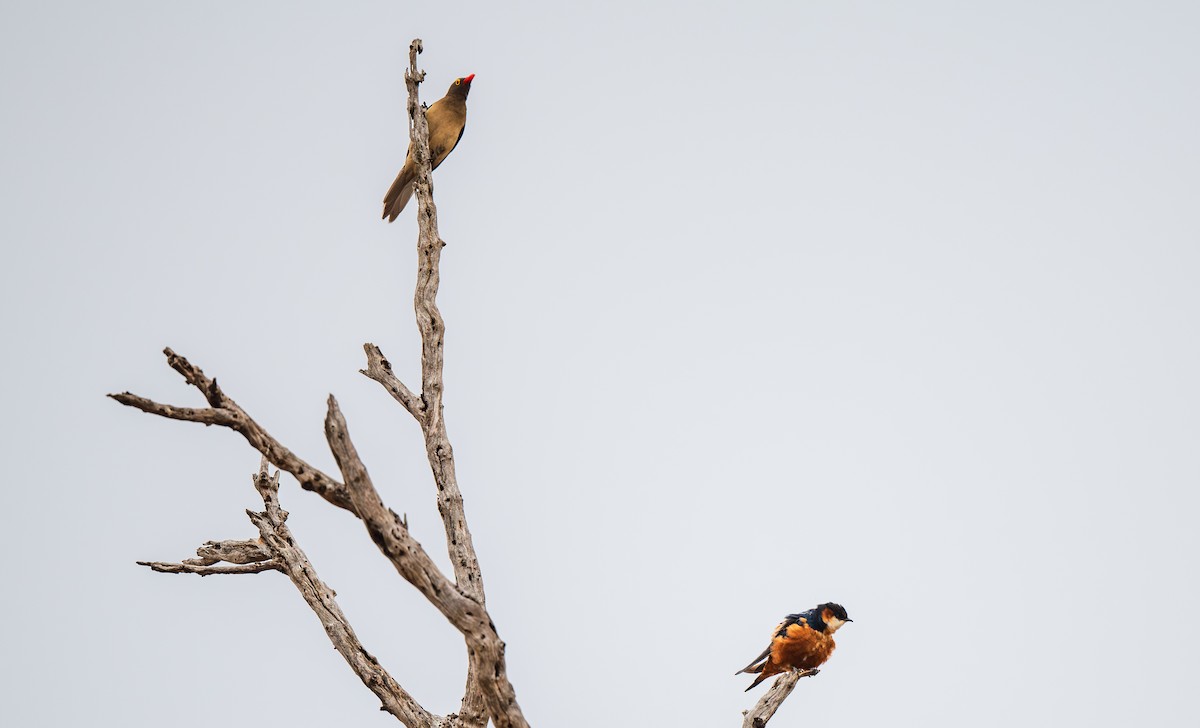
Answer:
[736, 602, 852, 691]
[382, 74, 474, 221]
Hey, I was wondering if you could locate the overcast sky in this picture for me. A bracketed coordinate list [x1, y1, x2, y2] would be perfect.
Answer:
[3, 1, 1198, 726]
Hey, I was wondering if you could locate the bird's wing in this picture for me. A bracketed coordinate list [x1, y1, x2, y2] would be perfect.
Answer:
[425, 99, 467, 169]
[775, 610, 816, 637]
[735, 645, 773, 675]
[738, 610, 815, 674]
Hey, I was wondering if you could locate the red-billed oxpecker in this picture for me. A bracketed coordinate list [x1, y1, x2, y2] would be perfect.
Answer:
[382, 74, 474, 221]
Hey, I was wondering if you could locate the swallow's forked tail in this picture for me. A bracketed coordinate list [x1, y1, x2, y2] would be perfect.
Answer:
[737, 644, 776, 691]
[743, 670, 773, 692]
[735, 646, 771, 676]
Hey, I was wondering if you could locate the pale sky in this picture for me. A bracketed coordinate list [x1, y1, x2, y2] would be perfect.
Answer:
[3, 1, 1199, 726]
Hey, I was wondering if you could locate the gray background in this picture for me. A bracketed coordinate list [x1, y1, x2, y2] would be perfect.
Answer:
[2, 1, 1198, 726]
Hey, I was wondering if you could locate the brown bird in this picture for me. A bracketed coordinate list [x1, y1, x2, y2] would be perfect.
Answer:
[736, 603, 852, 691]
[382, 74, 474, 222]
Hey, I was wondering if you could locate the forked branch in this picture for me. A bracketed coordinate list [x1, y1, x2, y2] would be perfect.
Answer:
[137, 461, 434, 726]
[361, 39, 486, 605]
[109, 348, 354, 514]
[247, 463, 435, 726]
[138, 538, 280, 575]
[360, 38, 502, 728]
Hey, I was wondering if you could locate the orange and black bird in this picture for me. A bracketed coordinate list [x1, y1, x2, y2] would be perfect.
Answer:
[382, 74, 474, 222]
[736, 603, 852, 691]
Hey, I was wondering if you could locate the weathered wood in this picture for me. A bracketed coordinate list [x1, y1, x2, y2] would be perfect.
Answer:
[741, 669, 819, 727]
[110, 349, 354, 515]
[136, 538, 279, 575]
[248, 462, 438, 728]
[325, 397, 523, 728]
[359, 38, 512, 728]
[400, 39, 485, 605]
[137, 559, 281, 576]
[135, 461, 440, 727]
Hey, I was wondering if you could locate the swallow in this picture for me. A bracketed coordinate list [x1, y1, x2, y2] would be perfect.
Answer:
[736, 602, 852, 691]
[382, 74, 474, 222]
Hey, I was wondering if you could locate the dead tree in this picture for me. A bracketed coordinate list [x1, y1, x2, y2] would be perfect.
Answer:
[112, 38, 812, 728]
[111, 40, 527, 728]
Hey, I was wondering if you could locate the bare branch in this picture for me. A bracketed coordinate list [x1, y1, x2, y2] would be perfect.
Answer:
[137, 560, 281, 575]
[361, 343, 425, 420]
[741, 669, 819, 728]
[454, 662, 488, 728]
[357, 40, 501, 728]
[137, 537, 280, 576]
[187, 538, 274, 566]
[400, 36, 485, 606]
[108, 392, 236, 427]
[324, 395, 527, 728]
[247, 462, 437, 728]
[110, 348, 355, 515]
[161, 346, 231, 408]
[323, 396, 459, 604]
[137, 457, 442, 726]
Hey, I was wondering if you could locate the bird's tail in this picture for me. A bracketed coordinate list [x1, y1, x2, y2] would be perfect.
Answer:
[382, 170, 415, 222]
[735, 646, 771, 675]
[743, 671, 773, 692]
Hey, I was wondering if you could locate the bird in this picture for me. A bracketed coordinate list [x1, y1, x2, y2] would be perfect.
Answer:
[382, 74, 474, 222]
[736, 602, 852, 691]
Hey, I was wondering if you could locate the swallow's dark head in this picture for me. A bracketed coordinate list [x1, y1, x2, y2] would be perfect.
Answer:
[818, 603, 852, 633]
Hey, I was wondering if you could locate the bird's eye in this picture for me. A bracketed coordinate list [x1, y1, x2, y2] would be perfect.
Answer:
[455, 79, 461, 85]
